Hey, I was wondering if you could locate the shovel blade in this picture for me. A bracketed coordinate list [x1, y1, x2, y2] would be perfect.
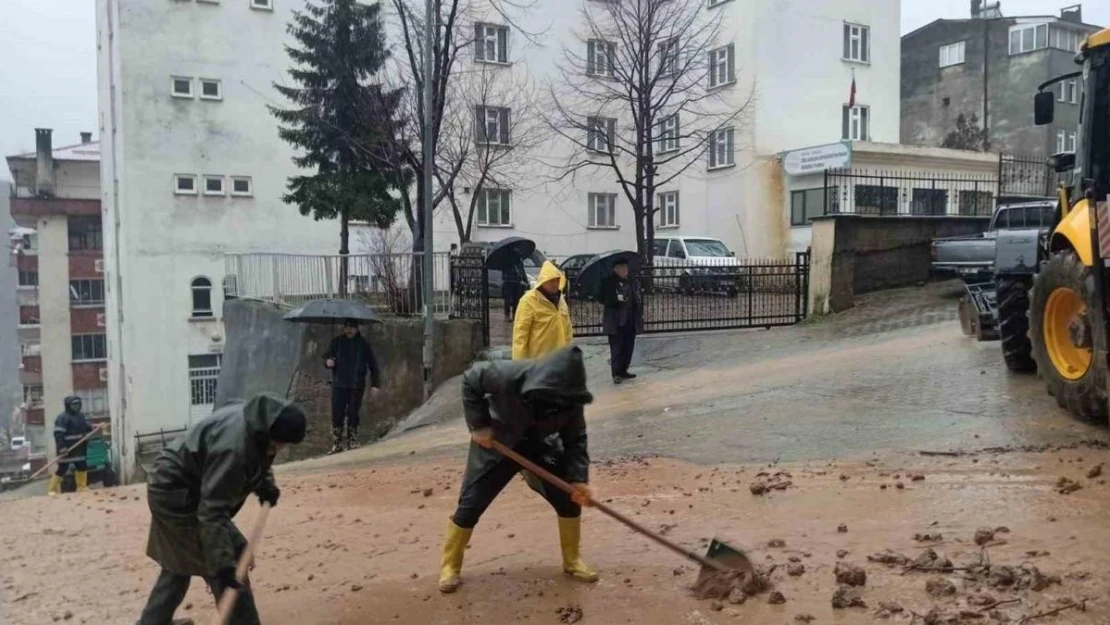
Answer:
[695, 538, 755, 587]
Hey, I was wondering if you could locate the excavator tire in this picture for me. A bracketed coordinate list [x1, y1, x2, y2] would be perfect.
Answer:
[996, 277, 1035, 372]
[1029, 251, 1108, 422]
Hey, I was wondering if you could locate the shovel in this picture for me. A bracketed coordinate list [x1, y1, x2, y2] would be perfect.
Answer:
[490, 440, 754, 580]
[210, 503, 271, 625]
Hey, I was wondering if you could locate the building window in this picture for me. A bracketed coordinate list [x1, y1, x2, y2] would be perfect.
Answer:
[475, 106, 510, 145]
[586, 116, 616, 153]
[855, 184, 898, 215]
[171, 76, 194, 98]
[658, 114, 679, 153]
[199, 79, 222, 100]
[475, 23, 509, 64]
[204, 175, 226, 196]
[588, 193, 617, 229]
[70, 279, 106, 307]
[68, 216, 103, 252]
[1066, 79, 1078, 104]
[23, 384, 44, 409]
[476, 188, 512, 227]
[843, 23, 870, 63]
[72, 334, 107, 362]
[1009, 23, 1048, 55]
[587, 39, 615, 77]
[958, 191, 994, 216]
[708, 127, 734, 169]
[1056, 130, 1067, 153]
[911, 188, 948, 216]
[708, 44, 735, 88]
[189, 354, 222, 412]
[1067, 131, 1077, 153]
[842, 105, 869, 141]
[1051, 27, 1081, 53]
[938, 41, 965, 67]
[250, 0, 273, 10]
[658, 37, 679, 76]
[75, 388, 108, 416]
[658, 191, 679, 228]
[791, 188, 834, 225]
[18, 270, 38, 287]
[191, 277, 214, 318]
[231, 176, 253, 196]
[175, 174, 198, 195]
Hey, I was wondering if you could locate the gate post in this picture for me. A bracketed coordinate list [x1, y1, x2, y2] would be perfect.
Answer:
[481, 263, 490, 347]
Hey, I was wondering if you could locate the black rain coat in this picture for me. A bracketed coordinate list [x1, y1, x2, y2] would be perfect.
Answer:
[54, 396, 93, 461]
[324, 333, 380, 389]
[144, 395, 295, 576]
[461, 346, 593, 487]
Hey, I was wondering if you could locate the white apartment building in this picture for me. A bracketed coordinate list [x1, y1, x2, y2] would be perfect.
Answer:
[95, 0, 898, 480]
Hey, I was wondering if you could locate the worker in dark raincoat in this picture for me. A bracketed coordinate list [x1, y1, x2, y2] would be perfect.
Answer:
[137, 394, 307, 625]
[48, 396, 93, 495]
[437, 346, 597, 593]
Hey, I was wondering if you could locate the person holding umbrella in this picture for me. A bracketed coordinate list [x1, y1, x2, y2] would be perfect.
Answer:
[324, 319, 381, 453]
[600, 258, 640, 384]
[512, 261, 573, 360]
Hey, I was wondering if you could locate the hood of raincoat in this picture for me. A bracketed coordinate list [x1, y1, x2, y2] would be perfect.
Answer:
[243, 394, 305, 445]
[534, 260, 568, 292]
[519, 346, 593, 406]
[64, 395, 82, 414]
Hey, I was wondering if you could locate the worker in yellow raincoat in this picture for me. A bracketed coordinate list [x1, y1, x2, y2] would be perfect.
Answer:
[512, 261, 572, 360]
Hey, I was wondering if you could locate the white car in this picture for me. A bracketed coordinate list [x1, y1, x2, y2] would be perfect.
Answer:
[651, 236, 742, 296]
[9, 436, 26, 451]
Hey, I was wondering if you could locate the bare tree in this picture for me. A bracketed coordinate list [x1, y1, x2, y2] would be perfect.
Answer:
[547, 0, 752, 261]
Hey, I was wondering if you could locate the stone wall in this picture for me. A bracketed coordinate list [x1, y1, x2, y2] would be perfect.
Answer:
[808, 214, 991, 313]
[218, 300, 483, 460]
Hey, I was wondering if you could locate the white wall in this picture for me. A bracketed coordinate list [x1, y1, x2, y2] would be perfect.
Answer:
[34, 215, 72, 461]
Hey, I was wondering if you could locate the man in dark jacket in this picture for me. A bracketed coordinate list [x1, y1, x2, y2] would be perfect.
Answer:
[437, 346, 597, 593]
[502, 258, 527, 320]
[601, 259, 641, 385]
[137, 393, 306, 625]
[324, 319, 381, 453]
[48, 396, 93, 495]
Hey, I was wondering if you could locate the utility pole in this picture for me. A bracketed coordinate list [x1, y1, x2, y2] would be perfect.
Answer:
[421, 0, 435, 401]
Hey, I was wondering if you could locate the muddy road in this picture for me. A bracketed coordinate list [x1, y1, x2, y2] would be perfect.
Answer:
[4, 283, 1110, 625]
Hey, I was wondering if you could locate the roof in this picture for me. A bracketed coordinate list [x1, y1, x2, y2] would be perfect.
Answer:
[903, 15, 1102, 40]
[7, 141, 100, 163]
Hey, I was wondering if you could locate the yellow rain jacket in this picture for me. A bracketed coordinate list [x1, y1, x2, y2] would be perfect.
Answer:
[511, 261, 573, 360]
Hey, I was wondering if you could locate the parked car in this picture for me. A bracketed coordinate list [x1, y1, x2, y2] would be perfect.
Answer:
[9, 436, 26, 451]
[652, 236, 742, 296]
[931, 200, 1056, 282]
[460, 241, 547, 296]
[559, 254, 596, 299]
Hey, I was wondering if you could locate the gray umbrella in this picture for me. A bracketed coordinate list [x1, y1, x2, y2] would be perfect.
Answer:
[282, 299, 381, 324]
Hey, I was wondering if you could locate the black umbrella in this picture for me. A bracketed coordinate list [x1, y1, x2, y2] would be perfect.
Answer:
[576, 250, 640, 299]
[484, 236, 536, 271]
[282, 298, 381, 324]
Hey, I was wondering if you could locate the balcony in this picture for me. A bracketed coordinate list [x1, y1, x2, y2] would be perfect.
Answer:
[25, 407, 44, 426]
[18, 305, 40, 328]
[10, 196, 100, 220]
[21, 355, 41, 374]
[16, 287, 38, 307]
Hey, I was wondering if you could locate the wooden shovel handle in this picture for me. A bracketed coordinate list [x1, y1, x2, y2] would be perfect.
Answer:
[211, 503, 271, 625]
[31, 423, 107, 480]
[489, 440, 726, 572]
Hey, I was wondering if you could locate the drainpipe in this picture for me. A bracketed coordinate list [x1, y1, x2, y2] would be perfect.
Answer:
[982, 16, 990, 151]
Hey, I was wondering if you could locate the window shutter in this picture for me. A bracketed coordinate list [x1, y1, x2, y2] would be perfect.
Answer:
[674, 192, 680, 225]
[862, 27, 870, 62]
[861, 107, 869, 140]
[500, 108, 510, 144]
[475, 106, 486, 141]
[474, 24, 484, 61]
[709, 133, 718, 168]
[843, 24, 851, 59]
[498, 28, 508, 62]
[587, 41, 596, 75]
[727, 45, 735, 82]
[841, 106, 849, 140]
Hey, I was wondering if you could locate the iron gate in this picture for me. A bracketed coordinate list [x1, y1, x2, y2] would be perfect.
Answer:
[449, 251, 490, 345]
[569, 252, 810, 337]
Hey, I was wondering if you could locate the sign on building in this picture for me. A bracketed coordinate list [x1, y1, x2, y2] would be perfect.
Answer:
[783, 142, 852, 176]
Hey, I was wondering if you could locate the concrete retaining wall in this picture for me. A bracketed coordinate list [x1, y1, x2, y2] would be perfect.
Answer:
[808, 215, 991, 313]
[217, 300, 483, 460]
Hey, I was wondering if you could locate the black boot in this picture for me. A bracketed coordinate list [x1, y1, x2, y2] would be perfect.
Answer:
[327, 427, 344, 454]
[347, 425, 360, 450]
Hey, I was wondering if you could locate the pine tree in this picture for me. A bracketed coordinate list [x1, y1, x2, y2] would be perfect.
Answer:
[271, 0, 404, 290]
[940, 114, 988, 152]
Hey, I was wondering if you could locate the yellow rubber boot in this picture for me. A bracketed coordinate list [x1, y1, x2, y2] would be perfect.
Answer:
[75, 471, 89, 492]
[47, 475, 62, 496]
[558, 516, 599, 583]
[438, 520, 472, 593]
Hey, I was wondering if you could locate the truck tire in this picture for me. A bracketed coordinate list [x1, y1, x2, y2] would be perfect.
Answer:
[1029, 251, 1109, 422]
[996, 277, 1035, 372]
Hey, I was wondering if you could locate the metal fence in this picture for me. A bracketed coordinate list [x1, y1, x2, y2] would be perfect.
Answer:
[822, 169, 998, 217]
[998, 153, 1067, 199]
[224, 252, 454, 317]
[569, 253, 810, 337]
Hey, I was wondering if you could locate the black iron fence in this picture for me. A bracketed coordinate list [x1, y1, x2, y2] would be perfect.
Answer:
[449, 251, 490, 345]
[568, 253, 810, 337]
[821, 169, 998, 218]
[998, 153, 1067, 199]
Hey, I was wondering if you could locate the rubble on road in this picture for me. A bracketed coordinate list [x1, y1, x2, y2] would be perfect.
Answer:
[831, 585, 867, 609]
[556, 604, 583, 624]
[834, 562, 867, 587]
[1055, 477, 1083, 494]
[974, 527, 996, 546]
[926, 577, 957, 597]
[749, 471, 793, 495]
[691, 566, 773, 601]
[869, 550, 910, 566]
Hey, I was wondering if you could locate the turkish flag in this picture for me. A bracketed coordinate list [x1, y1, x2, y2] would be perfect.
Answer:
[848, 76, 857, 108]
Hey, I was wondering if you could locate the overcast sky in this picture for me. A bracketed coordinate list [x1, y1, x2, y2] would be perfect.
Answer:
[0, 0, 1107, 180]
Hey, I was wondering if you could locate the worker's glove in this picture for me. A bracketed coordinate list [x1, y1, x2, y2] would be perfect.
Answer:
[255, 481, 280, 508]
[471, 429, 494, 449]
[216, 567, 242, 591]
[569, 483, 593, 507]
